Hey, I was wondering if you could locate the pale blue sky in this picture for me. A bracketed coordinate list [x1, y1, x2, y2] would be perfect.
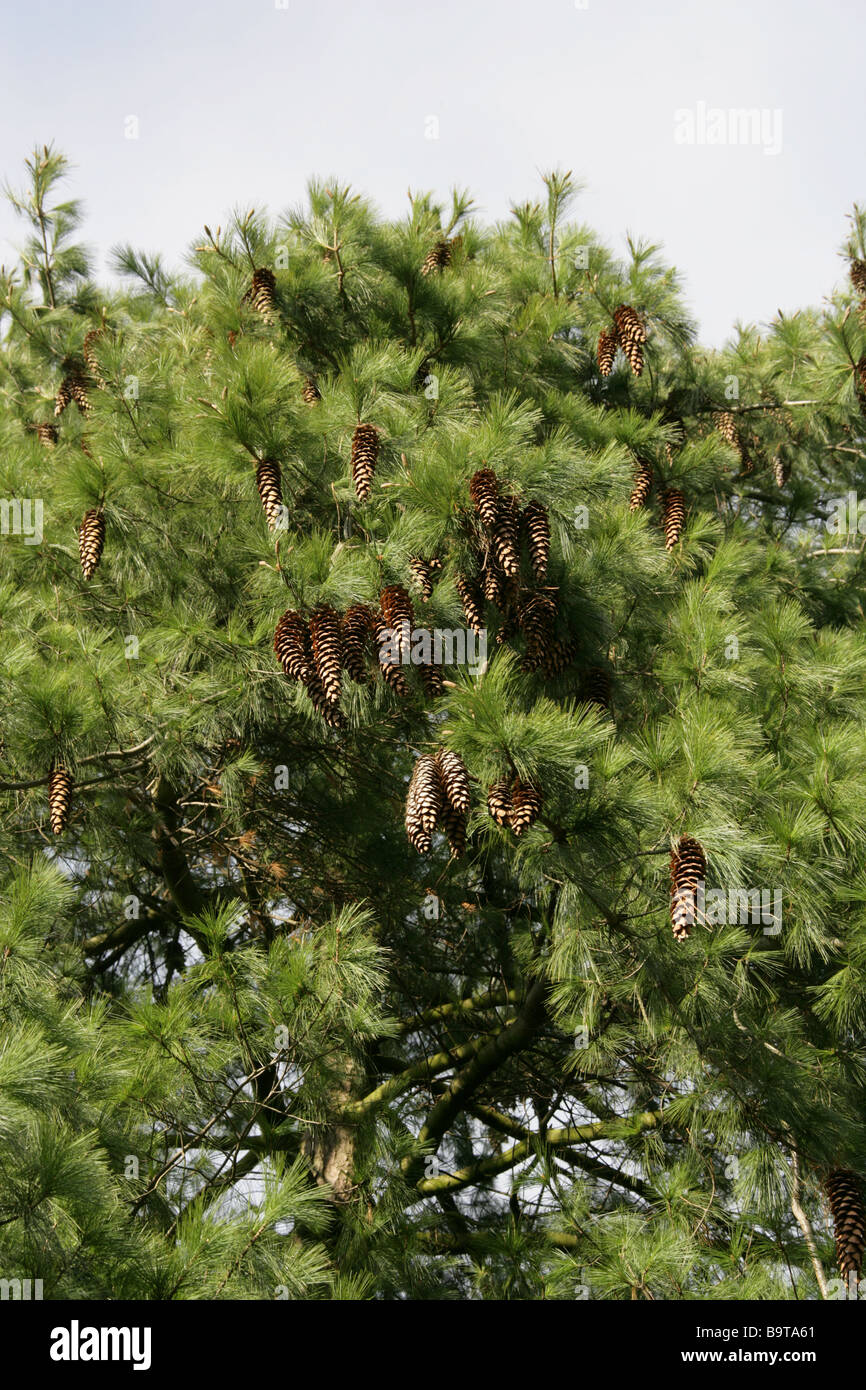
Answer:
[1, 0, 863, 345]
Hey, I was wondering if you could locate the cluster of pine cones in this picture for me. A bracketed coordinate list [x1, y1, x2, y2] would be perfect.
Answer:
[486, 775, 543, 835]
[715, 409, 792, 489]
[405, 748, 470, 856]
[597, 304, 647, 377]
[628, 455, 687, 551]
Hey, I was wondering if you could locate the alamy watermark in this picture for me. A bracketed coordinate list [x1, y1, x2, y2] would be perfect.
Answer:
[0, 498, 42, 544]
[674, 881, 782, 936]
[674, 102, 783, 157]
[378, 622, 487, 675]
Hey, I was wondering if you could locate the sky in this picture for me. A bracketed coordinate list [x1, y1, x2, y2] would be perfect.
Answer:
[0, 0, 864, 346]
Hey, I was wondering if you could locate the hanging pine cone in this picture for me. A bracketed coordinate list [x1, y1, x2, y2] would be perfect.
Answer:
[380, 584, 414, 659]
[517, 592, 557, 673]
[581, 666, 611, 708]
[420, 239, 452, 276]
[597, 328, 618, 377]
[669, 836, 707, 942]
[487, 778, 514, 828]
[436, 748, 471, 814]
[824, 1168, 866, 1282]
[773, 451, 791, 488]
[613, 305, 646, 376]
[301, 375, 321, 404]
[48, 763, 72, 834]
[55, 367, 91, 417]
[440, 799, 466, 858]
[82, 328, 106, 386]
[480, 548, 505, 606]
[521, 501, 550, 580]
[341, 604, 375, 684]
[374, 615, 411, 696]
[661, 488, 686, 551]
[351, 423, 380, 501]
[419, 658, 444, 699]
[714, 410, 745, 470]
[405, 754, 444, 852]
[409, 556, 437, 600]
[511, 779, 542, 837]
[456, 575, 485, 635]
[309, 605, 343, 707]
[255, 458, 284, 531]
[35, 422, 58, 448]
[469, 468, 500, 527]
[629, 458, 653, 511]
[78, 509, 105, 580]
[274, 610, 311, 682]
[850, 260, 866, 296]
[543, 635, 577, 679]
[244, 268, 277, 322]
[491, 495, 521, 577]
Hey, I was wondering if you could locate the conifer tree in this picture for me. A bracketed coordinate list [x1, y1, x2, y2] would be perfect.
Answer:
[3, 150, 866, 1300]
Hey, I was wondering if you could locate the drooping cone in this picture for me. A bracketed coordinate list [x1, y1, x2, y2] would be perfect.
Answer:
[487, 778, 514, 828]
[420, 239, 452, 276]
[715, 410, 744, 468]
[491, 495, 521, 577]
[661, 488, 686, 551]
[597, 328, 618, 377]
[582, 666, 612, 709]
[456, 575, 485, 635]
[522, 500, 550, 580]
[855, 357, 866, 413]
[256, 458, 284, 530]
[380, 584, 414, 660]
[469, 468, 500, 527]
[82, 328, 106, 387]
[773, 452, 791, 488]
[440, 800, 467, 858]
[850, 260, 866, 296]
[517, 592, 557, 673]
[511, 779, 542, 836]
[351, 423, 380, 501]
[543, 635, 577, 678]
[629, 458, 653, 511]
[341, 604, 375, 684]
[408, 556, 437, 600]
[669, 836, 707, 942]
[48, 763, 72, 834]
[301, 376, 321, 404]
[309, 604, 343, 707]
[274, 610, 311, 682]
[35, 422, 58, 449]
[244, 268, 277, 322]
[436, 748, 471, 814]
[55, 368, 91, 416]
[613, 305, 646, 376]
[405, 754, 444, 852]
[374, 615, 411, 696]
[78, 509, 105, 580]
[419, 658, 444, 699]
[480, 548, 505, 606]
[824, 1168, 866, 1281]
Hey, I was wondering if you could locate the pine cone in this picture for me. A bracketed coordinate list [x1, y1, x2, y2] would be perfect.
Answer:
[469, 468, 500, 527]
[309, 604, 343, 706]
[82, 328, 106, 387]
[420, 239, 452, 276]
[613, 305, 646, 376]
[517, 592, 557, 673]
[661, 488, 686, 551]
[581, 666, 611, 708]
[48, 763, 72, 834]
[511, 779, 542, 836]
[341, 604, 375, 684]
[419, 659, 444, 699]
[487, 778, 513, 828]
[543, 635, 577, 678]
[629, 458, 653, 511]
[78, 509, 105, 580]
[351, 423, 380, 502]
[274, 610, 311, 682]
[244, 268, 277, 322]
[436, 748, 471, 814]
[55, 368, 91, 417]
[480, 548, 505, 606]
[824, 1168, 866, 1281]
[850, 260, 866, 297]
[35, 422, 57, 449]
[773, 452, 791, 488]
[256, 458, 284, 530]
[409, 556, 438, 600]
[380, 584, 414, 660]
[669, 836, 707, 942]
[597, 328, 618, 377]
[301, 376, 321, 404]
[455, 575, 485, 635]
[491, 495, 521, 577]
[440, 799, 466, 858]
[374, 615, 411, 696]
[522, 501, 550, 581]
[405, 754, 444, 852]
